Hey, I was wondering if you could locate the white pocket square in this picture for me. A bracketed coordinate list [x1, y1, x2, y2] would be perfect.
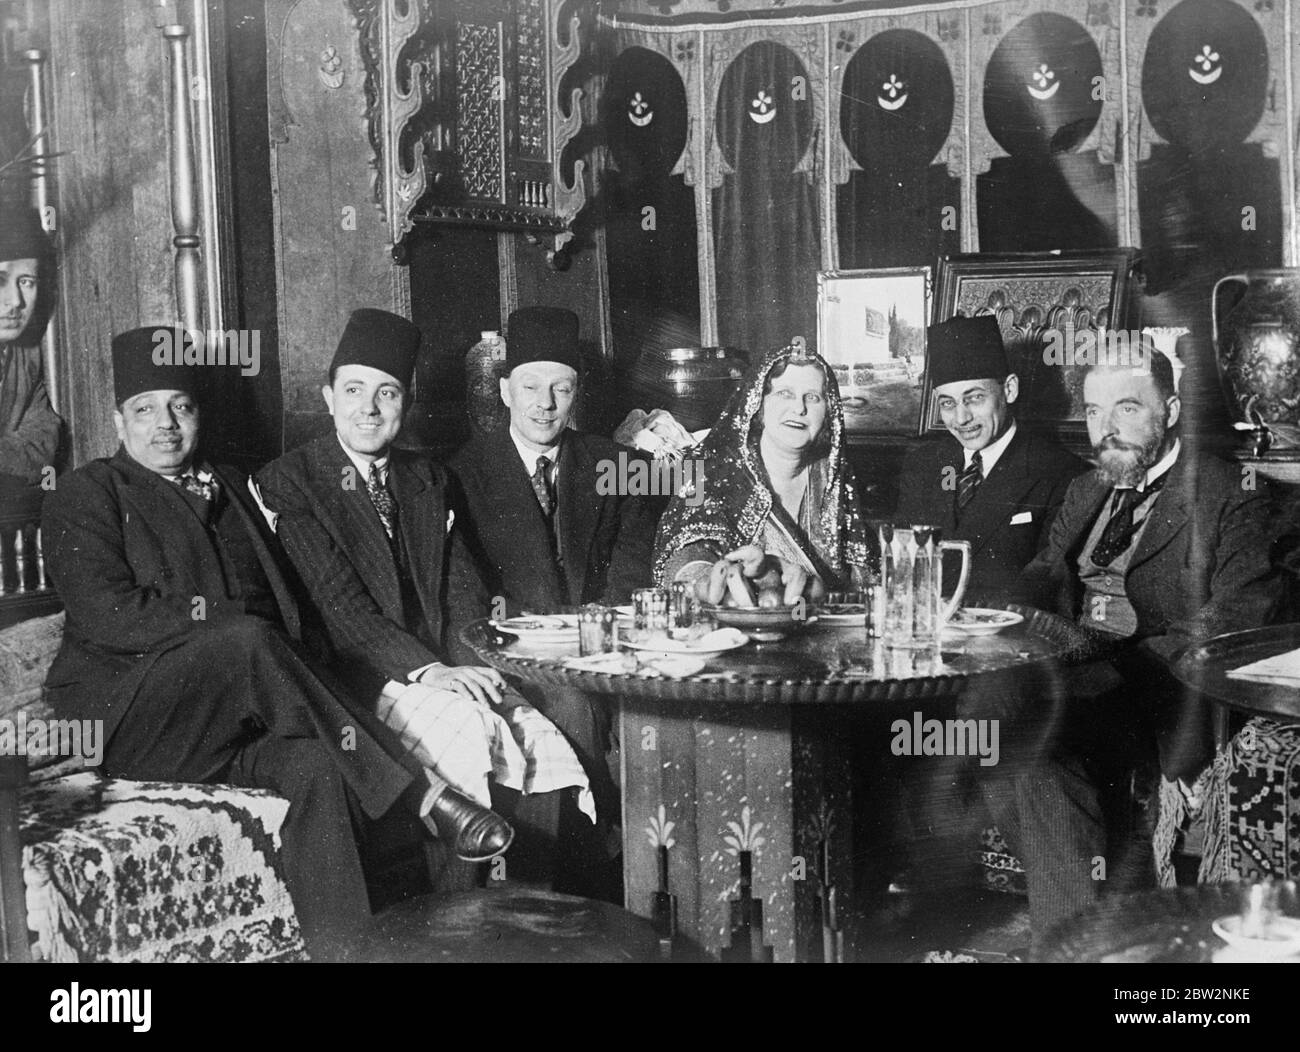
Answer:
[446, 508, 455, 534]
[1010, 511, 1033, 525]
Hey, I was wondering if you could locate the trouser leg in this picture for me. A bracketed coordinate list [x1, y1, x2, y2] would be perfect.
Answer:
[980, 755, 1106, 944]
[100, 617, 416, 957]
[227, 733, 372, 958]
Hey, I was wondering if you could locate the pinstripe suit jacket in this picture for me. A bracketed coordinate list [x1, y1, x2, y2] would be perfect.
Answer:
[258, 434, 491, 700]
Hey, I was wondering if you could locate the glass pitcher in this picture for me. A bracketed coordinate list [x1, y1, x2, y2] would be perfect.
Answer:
[877, 524, 972, 648]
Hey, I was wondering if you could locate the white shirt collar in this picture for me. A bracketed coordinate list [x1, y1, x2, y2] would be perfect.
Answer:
[509, 425, 561, 479]
[336, 433, 389, 483]
[1134, 438, 1180, 491]
[965, 420, 1017, 476]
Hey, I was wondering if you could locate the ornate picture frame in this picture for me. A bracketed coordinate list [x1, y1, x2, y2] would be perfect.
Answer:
[816, 267, 932, 441]
[922, 250, 1143, 447]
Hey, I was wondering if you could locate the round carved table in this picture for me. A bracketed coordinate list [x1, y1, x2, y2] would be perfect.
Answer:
[463, 605, 1103, 962]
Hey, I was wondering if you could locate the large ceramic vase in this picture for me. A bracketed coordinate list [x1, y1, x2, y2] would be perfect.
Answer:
[620, 346, 749, 433]
[1212, 269, 1300, 450]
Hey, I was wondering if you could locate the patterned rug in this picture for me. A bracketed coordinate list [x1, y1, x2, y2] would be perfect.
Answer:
[21, 773, 305, 962]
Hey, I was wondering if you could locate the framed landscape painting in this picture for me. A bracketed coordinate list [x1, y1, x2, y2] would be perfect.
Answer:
[816, 267, 932, 440]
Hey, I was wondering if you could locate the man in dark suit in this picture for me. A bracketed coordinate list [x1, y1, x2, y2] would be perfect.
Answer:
[258, 309, 592, 872]
[873, 316, 1085, 895]
[989, 349, 1283, 946]
[41, 327, 444, 959]
[450, 306, 656, 896]
[894, 315, 1085, 596]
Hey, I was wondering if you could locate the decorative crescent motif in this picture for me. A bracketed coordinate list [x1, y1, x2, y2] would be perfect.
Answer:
[749, 89, 776, 124]
[877, 74, 907, 111]
[1027, 62, 1059, 101]
[1190, 44, 1222, 85]
[628, 90, 654, 127]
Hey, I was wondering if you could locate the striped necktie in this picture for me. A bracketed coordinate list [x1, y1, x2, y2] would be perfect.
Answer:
[955, 450, 982, 516]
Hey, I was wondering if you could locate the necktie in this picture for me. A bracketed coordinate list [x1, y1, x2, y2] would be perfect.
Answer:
[175, 472, 217, 502]
[531, 455, 555, 518]
[1090, 475, 1166, 568]
[367, 462, 396, 539]
[955, 450, 983, 515]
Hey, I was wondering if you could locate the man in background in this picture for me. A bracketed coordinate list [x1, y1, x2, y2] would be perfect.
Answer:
[0, 201, 61, 494]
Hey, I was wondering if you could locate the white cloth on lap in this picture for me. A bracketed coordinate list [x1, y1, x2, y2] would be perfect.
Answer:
[376, 680, 595, 825]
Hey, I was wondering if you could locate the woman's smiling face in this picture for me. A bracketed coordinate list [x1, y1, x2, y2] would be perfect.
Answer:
[760, 362, 828, 455]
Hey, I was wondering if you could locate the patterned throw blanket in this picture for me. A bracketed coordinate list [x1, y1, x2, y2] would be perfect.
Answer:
[21, 774, 305, 962]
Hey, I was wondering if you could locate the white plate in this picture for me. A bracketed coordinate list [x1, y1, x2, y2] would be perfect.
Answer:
[1212, 915, 1300, 959]
[491, 615, 579, 644]
[621, 627, 749, 659]
[944, 608, 1024, 637]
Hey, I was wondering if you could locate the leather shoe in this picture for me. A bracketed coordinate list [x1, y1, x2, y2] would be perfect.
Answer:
[423, 786, 514, 862]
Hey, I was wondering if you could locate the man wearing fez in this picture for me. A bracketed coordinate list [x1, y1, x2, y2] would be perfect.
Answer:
[894, 315, 1084, 596]
[41, 328, 452, 959]
[875, 316, 1083, 905]
[259, 309, 595, 873]
[0, 202, 62, 492]
[450, 306, 657, 896]
[992, 350, 1283, 943]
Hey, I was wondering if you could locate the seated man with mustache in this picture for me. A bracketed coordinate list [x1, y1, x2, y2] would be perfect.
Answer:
[982, 346, 1283, 950]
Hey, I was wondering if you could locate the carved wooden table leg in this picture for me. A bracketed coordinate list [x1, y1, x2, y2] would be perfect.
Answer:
[620, 698, 860, 962]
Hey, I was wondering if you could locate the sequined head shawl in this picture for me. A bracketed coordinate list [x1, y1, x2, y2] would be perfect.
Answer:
[652, 342, 874, 586]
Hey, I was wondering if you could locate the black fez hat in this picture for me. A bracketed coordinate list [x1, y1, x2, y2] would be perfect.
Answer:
[329, 308, 422, 387]
[112, 326, 201, 404]
[505, 306, 581, 374]
[926, 315, 1010, 388]
[0, 201, 52, 263]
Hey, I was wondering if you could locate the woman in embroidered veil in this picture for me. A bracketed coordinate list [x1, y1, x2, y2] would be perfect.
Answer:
[654, 341, 875, 602]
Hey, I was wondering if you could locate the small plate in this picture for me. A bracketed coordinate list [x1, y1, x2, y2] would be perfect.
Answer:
[944, 608, 1024, 637]
[491, 614, 579, 644]
[621, 627, 749, 659]
[1211, 915, 1300, 959]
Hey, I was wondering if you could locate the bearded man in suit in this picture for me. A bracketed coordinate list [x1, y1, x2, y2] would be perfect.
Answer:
[259, 309, 595, 876]
[449, 306, 657, 898]
[987, 348, 1284, 947]
[41, 327, 446, 959]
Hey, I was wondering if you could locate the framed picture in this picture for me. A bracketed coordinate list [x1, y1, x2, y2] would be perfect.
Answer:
[922, 250, 1142, 446]
[816, 267, 932, 439]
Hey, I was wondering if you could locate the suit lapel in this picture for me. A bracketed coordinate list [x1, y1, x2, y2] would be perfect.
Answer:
[310, 437, 404, 615]
[1063, 471, 1113, 564]
[483, 428, 567, 607]
[1127, 455, 1191, 575]
[113, 450, 220, 596]
[214, 464, 302, 638]
[389, 453, 444, 623]
[954, 429, 1033, 554]
[557, 432, 598, 602]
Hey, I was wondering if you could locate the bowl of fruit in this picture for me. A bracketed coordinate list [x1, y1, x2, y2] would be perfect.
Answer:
[700, 564, 817, 642]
